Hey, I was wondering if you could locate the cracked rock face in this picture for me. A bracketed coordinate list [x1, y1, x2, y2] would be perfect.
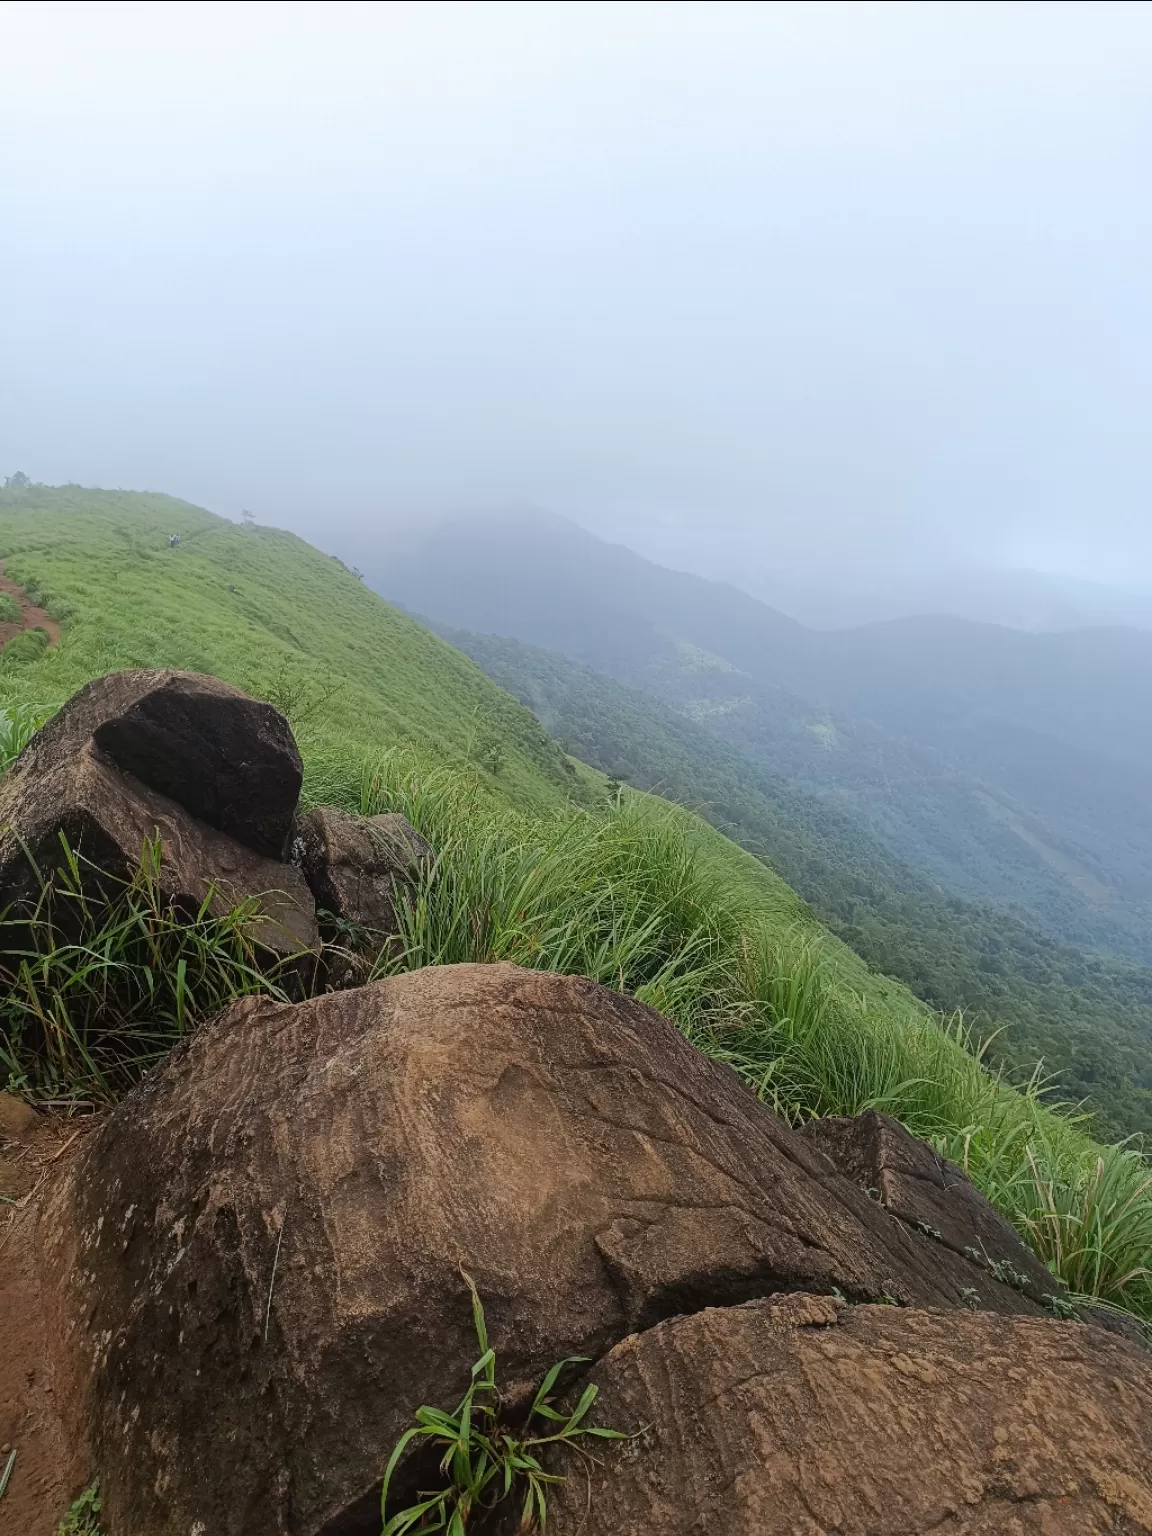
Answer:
[539, 1296, 1152, 1535]
[799, 1108, 1057, 1301]
[38, 963, 1047, 1536]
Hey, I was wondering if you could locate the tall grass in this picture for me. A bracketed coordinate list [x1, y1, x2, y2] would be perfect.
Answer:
[0, 835, 296, 1103]
[359, 750, 1152, 1325]
[0, 700, 52, 772]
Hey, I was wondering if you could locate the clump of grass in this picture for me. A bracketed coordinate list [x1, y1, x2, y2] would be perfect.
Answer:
[0, 834, 298, 1104]
[0, 593, 22, 624]
[2, 627, 50, 665]
[56, 1483, 103, 1536]
[381, 1276, 630, 1535]
[0, 700, 53, 771]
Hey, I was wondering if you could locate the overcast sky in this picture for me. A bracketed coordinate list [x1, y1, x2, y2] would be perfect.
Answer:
[3, 0, 1152, 586]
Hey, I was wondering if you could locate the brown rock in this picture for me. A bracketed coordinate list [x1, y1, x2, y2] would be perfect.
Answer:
[0, 700, 316, 959]
[293, 806, 432, 935]
[12, 669, 302, 858]
[0, 1205, 88, 1536]
[541, 1297, 1152, 1535]
[799, 1108, 1056, 1300]
[39, 964, 1048, 1536]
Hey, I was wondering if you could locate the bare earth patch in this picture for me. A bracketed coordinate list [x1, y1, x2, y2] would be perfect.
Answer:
[0, 561, 61, 652]
[0, 1098, 96, 1536]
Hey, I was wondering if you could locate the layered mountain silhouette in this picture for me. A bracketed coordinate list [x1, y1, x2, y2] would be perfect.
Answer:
[364, 510, 1152, 967]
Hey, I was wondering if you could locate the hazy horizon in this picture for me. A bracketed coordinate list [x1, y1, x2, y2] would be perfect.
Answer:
[6, 1, 1152, 596]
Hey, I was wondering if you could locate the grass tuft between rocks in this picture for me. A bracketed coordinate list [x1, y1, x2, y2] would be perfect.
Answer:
[381, 1275, 632, 1536]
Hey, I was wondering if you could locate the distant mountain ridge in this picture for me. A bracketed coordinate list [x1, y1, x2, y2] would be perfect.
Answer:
[723, 561, 1152, 632]
[364, 510, 1152, 966]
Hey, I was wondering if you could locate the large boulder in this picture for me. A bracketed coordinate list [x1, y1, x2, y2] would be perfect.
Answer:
[799, 1108, 1056, 1302]
[39, 963, 1050, 1536]
[0, 669, 316, 956]
[541, 1295, 1152, 1535]
[11, 668, 303, 858]
[293, 806, 432, 936]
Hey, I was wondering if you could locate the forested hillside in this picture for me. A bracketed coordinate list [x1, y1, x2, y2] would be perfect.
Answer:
[369, 510, 1152, 965]
[442, 624, 1152, 1140]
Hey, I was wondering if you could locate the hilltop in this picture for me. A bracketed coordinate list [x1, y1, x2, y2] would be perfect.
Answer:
[0, 483, 1149, 1351]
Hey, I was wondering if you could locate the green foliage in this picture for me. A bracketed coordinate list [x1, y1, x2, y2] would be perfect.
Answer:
[381, 1276, 629, 1535]
[56, 1483, 103, 1536]
[0, 700, 51, 772]
[0, 835, 297, 1104]
[0, 593, 22, 624]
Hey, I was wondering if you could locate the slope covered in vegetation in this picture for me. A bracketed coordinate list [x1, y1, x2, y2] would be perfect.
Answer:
[0, 483, 1149, 1330]
[370, 510, 1152, 965]
[442, 624, 1152, 1141]
[0, 485, 583, 816]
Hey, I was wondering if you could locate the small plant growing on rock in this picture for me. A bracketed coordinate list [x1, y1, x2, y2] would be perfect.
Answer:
[1045, 1293, 1080, 1321]
[381, 1275, 631, 1535]
[987, 1257, 1032, 1294]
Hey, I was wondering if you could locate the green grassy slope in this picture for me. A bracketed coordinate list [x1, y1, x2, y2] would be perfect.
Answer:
[0, 485, 585, 815]
[442, 625, 1152, 1140]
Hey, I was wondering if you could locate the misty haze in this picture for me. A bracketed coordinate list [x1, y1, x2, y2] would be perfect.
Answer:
[4, 4, 1152, 1532]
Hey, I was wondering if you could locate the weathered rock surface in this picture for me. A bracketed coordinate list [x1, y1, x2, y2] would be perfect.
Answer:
[541, 1295, 1152, 1535]
[38, 963, 1048, 1536]
[0, 669, 316, 956]
[0, 740, 317, 955]
[800, 1108, 1056, 1300]
[293, 805, 432, 935]
[9, 668, 303, 857]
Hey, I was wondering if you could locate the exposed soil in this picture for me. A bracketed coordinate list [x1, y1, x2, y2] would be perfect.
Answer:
[0, 1100, 98, 1536]
[0, 562, 61, 652]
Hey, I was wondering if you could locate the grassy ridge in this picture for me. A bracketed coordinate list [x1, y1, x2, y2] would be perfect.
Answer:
[0, 485, 585, 815]
[0, 484, 1149, 1326]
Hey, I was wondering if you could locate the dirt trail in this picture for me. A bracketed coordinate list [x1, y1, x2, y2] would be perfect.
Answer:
[0, 563, 61, 652]
[0, 1101, 95, 1535]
